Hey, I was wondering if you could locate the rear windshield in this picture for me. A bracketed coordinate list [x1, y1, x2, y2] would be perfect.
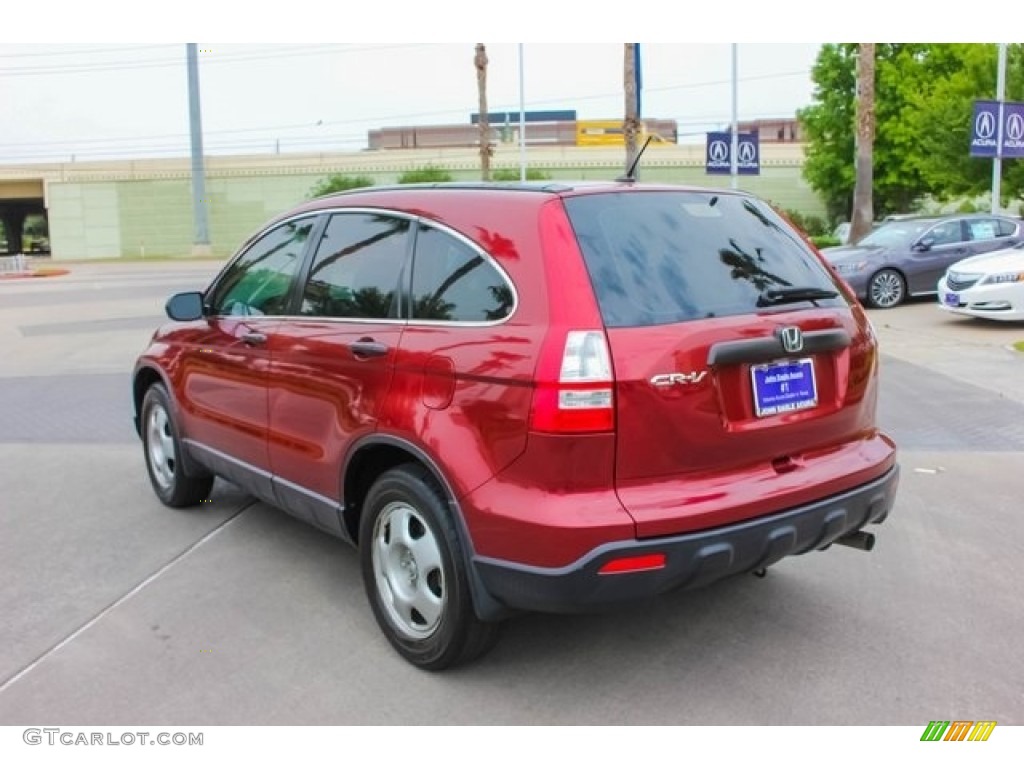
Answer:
[564, 191, 844, 327]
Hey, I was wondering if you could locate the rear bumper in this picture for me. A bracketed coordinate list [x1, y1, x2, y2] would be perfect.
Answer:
[473, 464, 899, 614]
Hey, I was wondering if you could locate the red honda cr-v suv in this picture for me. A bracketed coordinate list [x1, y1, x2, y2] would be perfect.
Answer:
[133, 182, 899, 669]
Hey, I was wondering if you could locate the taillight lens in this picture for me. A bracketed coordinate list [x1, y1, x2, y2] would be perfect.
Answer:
[531, 330, 615, 433]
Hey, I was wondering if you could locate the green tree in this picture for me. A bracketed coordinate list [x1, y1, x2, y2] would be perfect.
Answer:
[904, 44, 1024, 207]
[799, 44, 930, 221]
[398, 166, 454, 184]
[308, 174, 375, 198]
[800, 44, 1024, 220]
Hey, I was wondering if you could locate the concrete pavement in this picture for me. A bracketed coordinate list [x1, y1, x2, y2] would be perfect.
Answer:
[0, 263, 1021, 725]
[871, 298, 1023, 405]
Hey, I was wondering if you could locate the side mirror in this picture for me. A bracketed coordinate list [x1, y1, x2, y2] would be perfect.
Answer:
[912, 239, 933, 252]
[165, 291, 205, 321]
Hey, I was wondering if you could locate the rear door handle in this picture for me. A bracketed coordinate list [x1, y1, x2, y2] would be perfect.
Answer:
[349, 338, 389, 359]
[241, 331, 267, 346]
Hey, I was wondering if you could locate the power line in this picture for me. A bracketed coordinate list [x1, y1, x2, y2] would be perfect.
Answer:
[0, 106, 806, 162]
[0, 44, 176, 59]
[0, 43, 435, 77]
[0, 49, 811, 162]
[0, 112, 806, 163]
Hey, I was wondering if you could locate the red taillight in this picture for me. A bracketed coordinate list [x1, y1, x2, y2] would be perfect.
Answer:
[598, 553, 666, 574]
[530, 330, 614, 434]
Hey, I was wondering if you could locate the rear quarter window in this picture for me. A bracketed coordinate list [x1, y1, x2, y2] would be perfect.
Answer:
[564, 191, 845, 327]
[410, 225, 514, 322]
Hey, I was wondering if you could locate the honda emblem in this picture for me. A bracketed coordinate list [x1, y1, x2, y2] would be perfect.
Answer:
[778, 326, 803, 354]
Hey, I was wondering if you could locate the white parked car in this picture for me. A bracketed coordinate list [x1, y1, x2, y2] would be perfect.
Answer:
[938, 245, 1024, 321]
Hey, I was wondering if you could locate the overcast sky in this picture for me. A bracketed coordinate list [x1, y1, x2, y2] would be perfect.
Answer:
[0, 2, 1006, 165]
[0, 43, 822, 162]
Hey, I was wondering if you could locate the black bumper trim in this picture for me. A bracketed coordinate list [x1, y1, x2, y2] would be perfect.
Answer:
[473, 465, 899, 613]
[707, 328, 851, 367]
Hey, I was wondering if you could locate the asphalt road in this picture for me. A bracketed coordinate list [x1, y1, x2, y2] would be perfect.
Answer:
[1, 265, 1022, 725]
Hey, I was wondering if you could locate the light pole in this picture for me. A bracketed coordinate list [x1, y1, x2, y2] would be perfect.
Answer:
[730, 44, 738, 190]
[519, 44, 526, 181]
[187, 44, 210, 256]
[991, 43, 1008, 214]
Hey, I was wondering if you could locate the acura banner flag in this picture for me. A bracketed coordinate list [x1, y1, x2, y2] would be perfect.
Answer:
[706, 131, 759, 175]
[970, 100, 1024, 158]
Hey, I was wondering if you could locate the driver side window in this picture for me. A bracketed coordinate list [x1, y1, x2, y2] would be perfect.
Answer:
[924, 220, 964, 247]
[210, 219, 313, 316]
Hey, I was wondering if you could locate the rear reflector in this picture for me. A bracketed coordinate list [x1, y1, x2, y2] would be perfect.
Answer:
[598, 553, 667, 575]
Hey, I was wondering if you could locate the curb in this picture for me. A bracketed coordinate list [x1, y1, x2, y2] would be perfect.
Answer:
[0, 268, 71, 280]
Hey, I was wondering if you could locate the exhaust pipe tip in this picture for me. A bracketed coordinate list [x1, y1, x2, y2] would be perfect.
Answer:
[836, 530, 875, 552]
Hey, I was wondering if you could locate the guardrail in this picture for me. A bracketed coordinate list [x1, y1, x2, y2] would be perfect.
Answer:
[0, 253, 28, 273]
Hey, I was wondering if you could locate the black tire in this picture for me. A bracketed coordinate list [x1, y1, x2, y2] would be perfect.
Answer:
[141, 383, 213, 507]
[359, 463, 501, 670]
[866, 268, 906, 309]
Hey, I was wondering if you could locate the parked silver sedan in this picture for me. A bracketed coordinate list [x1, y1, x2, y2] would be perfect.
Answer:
[821, 214, 1022, 308]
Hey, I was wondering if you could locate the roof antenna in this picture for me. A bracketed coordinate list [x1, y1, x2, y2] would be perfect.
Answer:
[617, 136, 653, 182]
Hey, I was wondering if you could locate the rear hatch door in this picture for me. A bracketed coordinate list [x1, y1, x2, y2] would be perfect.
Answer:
[563, 190, 879, 537]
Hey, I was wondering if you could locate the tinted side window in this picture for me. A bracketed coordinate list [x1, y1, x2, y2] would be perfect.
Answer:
[564, 192, 842, 327]
[926, 220, 965, 246]
[996, 218, 1018, 237]
[210, 218, 313, 316]
[410, 226, 514, 322]
[300, 213, 410, 319]
[967, 218, 1002, 241]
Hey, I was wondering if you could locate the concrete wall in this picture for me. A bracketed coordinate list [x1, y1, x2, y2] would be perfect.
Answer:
[21, 144, 825, 260]
[48, 175, 331, 259]
[48, 183, 121, 260]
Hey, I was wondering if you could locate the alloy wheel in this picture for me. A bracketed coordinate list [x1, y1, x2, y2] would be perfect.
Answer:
[869, 270, 905, 308]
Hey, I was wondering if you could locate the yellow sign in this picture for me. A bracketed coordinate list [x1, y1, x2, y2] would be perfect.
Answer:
[576, 120, 671, 147]
[576, 120, 626, 146]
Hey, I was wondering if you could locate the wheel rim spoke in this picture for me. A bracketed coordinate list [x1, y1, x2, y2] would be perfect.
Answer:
[391, 506, 417, 550]
[158, 420, 175, 463]
[408, 525, 443, 577]
[410, 582, 443, 628]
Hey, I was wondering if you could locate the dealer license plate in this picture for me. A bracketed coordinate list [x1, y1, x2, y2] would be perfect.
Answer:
[751, 358, 817, 418]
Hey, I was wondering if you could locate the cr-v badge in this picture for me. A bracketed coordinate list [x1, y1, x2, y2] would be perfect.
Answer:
[650, 371, 708, 387]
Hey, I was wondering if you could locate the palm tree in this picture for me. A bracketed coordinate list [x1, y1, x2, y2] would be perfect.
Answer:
[475, 44, 492, 181]
[850, 43, 876, 244]
[623, 43, 640, 177]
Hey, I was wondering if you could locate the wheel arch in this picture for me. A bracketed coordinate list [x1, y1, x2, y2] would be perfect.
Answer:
[132, 365, 168, 436]
[341, 434, 512, 621]
[132, 364, 208, 478]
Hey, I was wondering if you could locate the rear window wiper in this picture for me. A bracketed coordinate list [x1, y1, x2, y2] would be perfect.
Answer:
[756, 286, 839, 307]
